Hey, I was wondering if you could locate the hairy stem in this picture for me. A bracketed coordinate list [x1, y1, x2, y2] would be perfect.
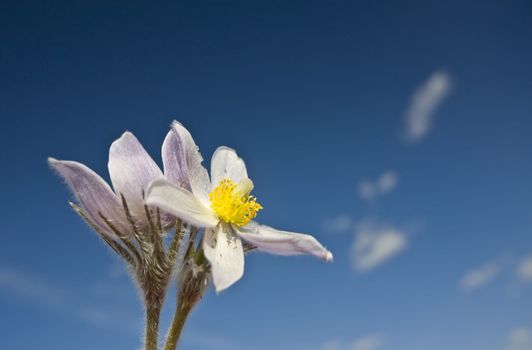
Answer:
[164, 243, 207, 350]
[145, 303, 162, 350]
[163, 299, 194, 350]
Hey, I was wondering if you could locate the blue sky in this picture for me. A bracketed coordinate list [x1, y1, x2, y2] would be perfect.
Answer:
[1, 0, 532, 349]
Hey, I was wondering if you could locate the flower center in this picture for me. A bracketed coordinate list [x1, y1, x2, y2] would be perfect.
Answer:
[209, 178, 263, 227]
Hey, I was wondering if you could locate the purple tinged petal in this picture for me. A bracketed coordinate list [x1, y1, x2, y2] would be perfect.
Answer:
[108, 131, 164, 220]
[162, 129, 191, 190]
[171, 121, 211, 206]
[236, 222, 333, 262]
[48, 158, 129, 236]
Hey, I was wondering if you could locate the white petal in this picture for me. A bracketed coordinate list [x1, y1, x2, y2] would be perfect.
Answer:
[210, 146, 248, 187]
[108, 132, 164, 219]
[171, 121, 211, 206]
[202, 224, 245, 293]
[145, 179, 219, 228]
[162, 129, 190, 190]
[236, 222, 333, 262]
[48, 158, 128, 236]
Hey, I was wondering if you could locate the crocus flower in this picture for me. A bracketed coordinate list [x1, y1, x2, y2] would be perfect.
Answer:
[145, 121, 333, 292]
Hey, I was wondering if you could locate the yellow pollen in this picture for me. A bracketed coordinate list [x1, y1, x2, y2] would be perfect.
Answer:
[209, 179, 263, 227]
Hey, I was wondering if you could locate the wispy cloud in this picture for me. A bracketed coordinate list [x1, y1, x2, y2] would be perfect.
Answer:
[358, 171, 399, 201]
[351, 221, 408, 272]
[0, 266, 70, 307]
[0, 265, 138, 333]
[504, 328, 532, 350]
[320, 334, 383, 350]
[322, 215, 354, 233]
[350, 334, 383, 350]
[0, 266, 256, 349]
[517, 256, 532, 282]
[459, 261, 502, 292]
[403, 71, 452, 142]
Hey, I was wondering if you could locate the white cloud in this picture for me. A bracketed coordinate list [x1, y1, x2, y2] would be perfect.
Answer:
[320, 335, 383, 350]
[0, 265, 137, 333]
[460, 261, 502, 292]
[517, 256, 532, 282]
[0, 266, 69, 307]
[358, 171, 399, 201]
[322, 215, 354, 233]
[504, 328, 532, 350]
[350, 334, 383, 350]
[404, 71, 452, 142]
[351, 221, 408, 272]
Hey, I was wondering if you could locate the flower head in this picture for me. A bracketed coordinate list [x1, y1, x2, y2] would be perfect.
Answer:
[145, 121, 333, 292]
[49, 129, 191, 303]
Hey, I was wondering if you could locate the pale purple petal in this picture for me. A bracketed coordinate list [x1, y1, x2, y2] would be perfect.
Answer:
[48, 158, 128, 236]
[171, 121, 211, 206]
[108, 131, 164, 219]
[162, 129, 190, 190]
[202, 224, 245, 293]
[236, 222, 333, 262]
[210, 146, 248, 187]
[145, 179, 219, 228]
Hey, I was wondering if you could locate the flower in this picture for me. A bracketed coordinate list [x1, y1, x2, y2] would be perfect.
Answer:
[145, 121, 333, 292]
[50, 129, 199, 350]
[49, 130, 187, 237]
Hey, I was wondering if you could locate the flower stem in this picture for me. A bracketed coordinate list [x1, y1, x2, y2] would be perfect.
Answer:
[164, 230, 207, 350]
[163, 300, 194, 350]
[145, 304, 162, 350]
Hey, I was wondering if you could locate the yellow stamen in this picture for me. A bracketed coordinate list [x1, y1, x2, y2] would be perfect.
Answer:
[209, 178, 263, 227]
